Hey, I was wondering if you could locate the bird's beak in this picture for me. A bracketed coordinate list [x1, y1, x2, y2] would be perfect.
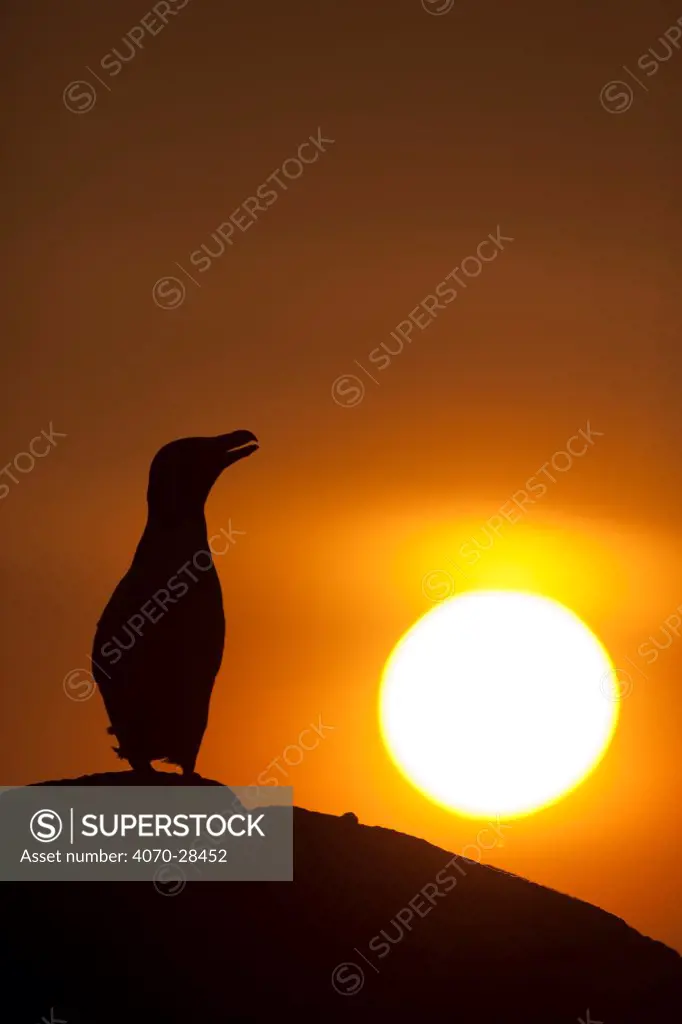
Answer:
[217, 429, 259, 467]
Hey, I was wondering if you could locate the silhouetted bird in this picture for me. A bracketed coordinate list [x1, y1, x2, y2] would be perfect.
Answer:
[92, 431, 259, 775]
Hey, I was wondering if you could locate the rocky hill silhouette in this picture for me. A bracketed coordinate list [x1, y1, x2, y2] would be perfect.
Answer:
[5, 771, 681, 1023]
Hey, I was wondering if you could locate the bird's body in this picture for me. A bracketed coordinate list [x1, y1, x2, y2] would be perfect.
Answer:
[93, 519, 225, 774]
[92, 430, 258, 775]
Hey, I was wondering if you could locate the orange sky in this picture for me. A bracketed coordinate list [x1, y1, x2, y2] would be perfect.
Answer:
[1, 0, 680, 954]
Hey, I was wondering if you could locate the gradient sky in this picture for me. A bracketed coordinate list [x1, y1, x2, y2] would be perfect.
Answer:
[1, 0, 681, 954]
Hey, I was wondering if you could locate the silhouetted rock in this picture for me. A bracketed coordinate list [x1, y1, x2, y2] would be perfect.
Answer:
[5, 772, 681, 1023]
[29, 769, 225, 786]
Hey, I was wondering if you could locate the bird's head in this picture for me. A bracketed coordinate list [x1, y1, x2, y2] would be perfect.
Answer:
[146, 430, 259, 521]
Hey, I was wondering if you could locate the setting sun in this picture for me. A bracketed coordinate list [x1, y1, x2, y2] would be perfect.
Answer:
[379, 590, 620, 819]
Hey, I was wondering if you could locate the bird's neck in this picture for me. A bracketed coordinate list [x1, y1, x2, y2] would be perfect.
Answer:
[136, 509, 209, 556]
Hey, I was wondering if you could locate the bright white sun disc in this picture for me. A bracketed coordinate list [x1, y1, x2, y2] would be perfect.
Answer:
[379, 590, 619, 818]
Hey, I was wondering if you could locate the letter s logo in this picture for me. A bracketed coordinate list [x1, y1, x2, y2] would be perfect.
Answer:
[30, 809, 63, 842]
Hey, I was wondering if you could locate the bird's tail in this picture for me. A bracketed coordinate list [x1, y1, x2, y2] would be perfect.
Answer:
[106, 725, 124, 758]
